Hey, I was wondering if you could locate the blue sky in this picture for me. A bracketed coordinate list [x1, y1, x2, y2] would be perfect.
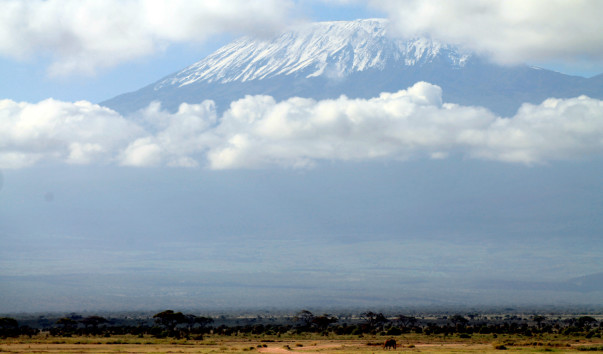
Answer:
[1, 0, 603, 312]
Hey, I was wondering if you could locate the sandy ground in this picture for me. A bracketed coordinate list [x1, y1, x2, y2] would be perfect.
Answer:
[1, 339, 601, 353]
[0, 343, 215, 353]
[258, 343, 342, 353]
[0, 342, 494, 353]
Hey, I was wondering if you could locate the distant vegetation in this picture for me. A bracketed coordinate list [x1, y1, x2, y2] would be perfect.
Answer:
[2, 310, 602, 340]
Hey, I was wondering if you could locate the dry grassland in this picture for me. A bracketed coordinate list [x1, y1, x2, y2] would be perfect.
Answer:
[1, 334, 602, 353]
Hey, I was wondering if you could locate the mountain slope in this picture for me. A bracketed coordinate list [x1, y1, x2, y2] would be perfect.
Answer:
[155, 19, 468, 87]
[102, 19, 602, 116]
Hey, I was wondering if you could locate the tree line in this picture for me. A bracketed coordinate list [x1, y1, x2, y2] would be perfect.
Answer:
[1, 311, 601, 339]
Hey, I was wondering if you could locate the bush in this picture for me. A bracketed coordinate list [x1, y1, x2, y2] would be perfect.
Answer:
[387, 327, 402, 335]
[350, 327, 363, 335]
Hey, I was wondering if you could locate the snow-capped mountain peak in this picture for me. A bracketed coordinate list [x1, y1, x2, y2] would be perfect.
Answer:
[155, 19, 469, 89]
[102, 18, 601, 117]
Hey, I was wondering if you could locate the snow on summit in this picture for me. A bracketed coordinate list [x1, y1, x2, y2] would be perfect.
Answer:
[102, 18, 601, 117]
[155, 19, 470, 89]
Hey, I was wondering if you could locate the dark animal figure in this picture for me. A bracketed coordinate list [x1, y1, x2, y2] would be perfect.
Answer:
[383, 338, 396, 350]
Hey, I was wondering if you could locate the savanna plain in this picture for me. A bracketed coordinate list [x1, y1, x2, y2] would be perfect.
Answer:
[2, 332, 603, 353]
[2, 311, 603, 353]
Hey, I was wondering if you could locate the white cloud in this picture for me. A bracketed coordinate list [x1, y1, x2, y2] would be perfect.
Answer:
[0, 0, 295, 76]
[372, 0, 603, 65]
[206, 82, 467, 169]
[461, 96, 603, 163]
[3, 0, 601, 76]
[0, 98, 143, 167]
[119, 101, 218, 167]
[1, 82, 603, 170]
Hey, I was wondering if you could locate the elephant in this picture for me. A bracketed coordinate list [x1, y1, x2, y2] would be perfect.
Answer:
[383, 338, 396, 350]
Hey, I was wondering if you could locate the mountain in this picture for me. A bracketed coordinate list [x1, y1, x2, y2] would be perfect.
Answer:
[102, 19, 603, 117]
[471, 272, 603, 293]
[153, 19, 469, 86]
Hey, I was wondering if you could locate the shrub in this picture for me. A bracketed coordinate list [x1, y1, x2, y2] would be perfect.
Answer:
[387, 327, 402, 335]
[577, 346, 603, 351]
[350, 327, 363, 336]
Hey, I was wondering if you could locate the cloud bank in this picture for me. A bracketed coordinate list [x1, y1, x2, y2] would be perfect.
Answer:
[0, 99, 143, 168]
[0, 0, 294, 76]
[372, 0, 603, 65]
[2, 1, 602, 76]
[1, 82, 603, 169]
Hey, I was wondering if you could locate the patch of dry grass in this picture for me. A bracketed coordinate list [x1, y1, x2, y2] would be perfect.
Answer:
[1, 333, 602, 353]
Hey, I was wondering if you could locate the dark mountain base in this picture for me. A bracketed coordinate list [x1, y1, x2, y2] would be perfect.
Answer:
[102, 60, 603, 117]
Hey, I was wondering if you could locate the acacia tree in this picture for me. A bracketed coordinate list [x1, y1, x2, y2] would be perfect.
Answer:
[0, 317, 19, 338]
[294, 310, 315, 329]
[396, 315, 418, 328]
[361, 312, 389, 330]
[449, 315, 469, 327]
[81, 316, 108, 334]
[184, 314, 214, 332]
[153, 310, 188, 333]
[532, 315, 547, 328]
[56, 318, 78, 335]
[577, 316, 598, 329]
[194, 316, 214, 329]
[312, 314, 338, 332]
